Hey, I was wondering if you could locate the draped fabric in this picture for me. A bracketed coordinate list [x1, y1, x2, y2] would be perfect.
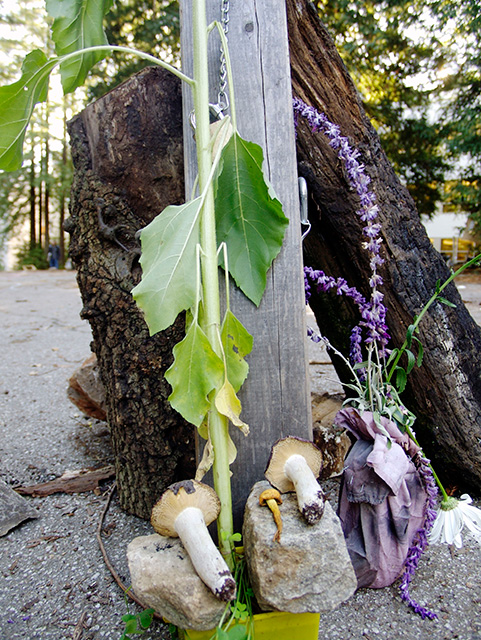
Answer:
[336, 408, 428, 588]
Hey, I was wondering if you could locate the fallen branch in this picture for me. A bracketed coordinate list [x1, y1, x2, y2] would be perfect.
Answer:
[14, 466, 115, 497]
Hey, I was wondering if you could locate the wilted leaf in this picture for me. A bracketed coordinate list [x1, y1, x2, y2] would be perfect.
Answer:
[196, 439, 214, 481]
[165, 320, 224, 427]
[0, 51, 57, 171]
[132, 198, 202, 335]
[46, 0, 113, 92]
[215, 379, 249, 435]
[215, 132, 289, 306]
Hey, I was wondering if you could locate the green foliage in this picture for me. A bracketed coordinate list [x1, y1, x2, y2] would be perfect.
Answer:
[316, 0, 449, 217]
[220, 310, 253, 393]
[86, 0, 180, 100]
[47, 0, 113, 92]
[165, 318, 224, 428]
[0, 50, 55, 171]
[15, 241, 49, 270]
[132, 198, 203, 335]
[435, 0, 481, 228]
[119, 593, 155, 640]
[215, 133, 289, 306]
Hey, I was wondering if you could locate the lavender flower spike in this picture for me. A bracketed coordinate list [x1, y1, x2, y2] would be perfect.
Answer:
[294, 97, 390, 357]
[399, 454, 439, 620]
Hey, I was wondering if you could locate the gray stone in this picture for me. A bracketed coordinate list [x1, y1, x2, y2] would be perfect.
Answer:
[127, 534, 226, 630]
[243, 481, 356, 614]
[0, 480, 39, 536]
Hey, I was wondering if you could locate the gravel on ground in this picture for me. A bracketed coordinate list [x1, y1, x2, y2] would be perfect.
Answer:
[1, 269, 480, 640]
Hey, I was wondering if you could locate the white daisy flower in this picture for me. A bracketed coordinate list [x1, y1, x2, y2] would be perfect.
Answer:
[429, 494, 481, 548]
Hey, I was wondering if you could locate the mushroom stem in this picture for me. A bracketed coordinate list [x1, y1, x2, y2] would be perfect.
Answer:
[283, 454, 325, 524]
[259, 489, 283, 542]
[174, 506, 236, 601]
[266, 498, 283, 542]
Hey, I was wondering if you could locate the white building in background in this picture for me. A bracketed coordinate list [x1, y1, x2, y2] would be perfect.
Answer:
[421, 206, 477, 265]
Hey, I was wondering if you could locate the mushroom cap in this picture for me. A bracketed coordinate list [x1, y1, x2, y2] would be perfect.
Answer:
[265, 436, 323, 493]
[259, 488, 283, 506]
[151, 479, 221, 537]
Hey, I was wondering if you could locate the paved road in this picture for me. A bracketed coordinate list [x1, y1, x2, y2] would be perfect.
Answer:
[1, 270, 481, 640]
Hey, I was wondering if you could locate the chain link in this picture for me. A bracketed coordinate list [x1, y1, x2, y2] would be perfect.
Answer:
[218, 0, 230, 112]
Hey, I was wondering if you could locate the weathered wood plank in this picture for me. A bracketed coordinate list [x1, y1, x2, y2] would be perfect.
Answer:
[180, 0, 311, 528]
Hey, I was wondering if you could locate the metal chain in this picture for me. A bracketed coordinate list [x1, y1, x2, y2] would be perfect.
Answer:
[217, 0, 230, 112]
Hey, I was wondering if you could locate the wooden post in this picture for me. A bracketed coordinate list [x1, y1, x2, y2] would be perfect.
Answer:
[180, 0, 311, 529]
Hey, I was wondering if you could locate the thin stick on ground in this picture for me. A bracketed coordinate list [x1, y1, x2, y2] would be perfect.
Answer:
[96, 482, 164, 620]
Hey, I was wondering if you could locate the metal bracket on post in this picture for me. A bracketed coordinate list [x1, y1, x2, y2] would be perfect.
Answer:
[298, 177, 311, 240]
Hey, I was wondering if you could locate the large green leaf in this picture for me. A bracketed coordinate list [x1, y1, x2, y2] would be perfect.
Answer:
[220, 309, 253, 392]
[46, 0, 112, 93]
[0, 51, 57, 171]
[132, 198, 202, 335]
[165, 320, 224, 428]
[215, 133, 289, 306]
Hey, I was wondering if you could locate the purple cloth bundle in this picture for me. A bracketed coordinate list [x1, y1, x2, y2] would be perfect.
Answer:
[336, 407, 428, 588]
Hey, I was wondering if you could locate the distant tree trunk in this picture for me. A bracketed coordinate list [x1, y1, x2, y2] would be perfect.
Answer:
[44, 112, 50, 257]
[287, 0, 481, 492]
[59, 102, 68, 267]
[66, 67, 195, 519]
[38, 179, 43, 251]
[29, 137, 36, 249]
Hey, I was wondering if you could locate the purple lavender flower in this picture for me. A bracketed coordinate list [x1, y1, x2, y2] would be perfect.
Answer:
[294, 97, 390, 358]
[398, 454, 439, 620]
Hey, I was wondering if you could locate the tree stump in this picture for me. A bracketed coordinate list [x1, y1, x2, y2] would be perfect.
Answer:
[66, 67, 195, 519]
[287, 0, 481, 492]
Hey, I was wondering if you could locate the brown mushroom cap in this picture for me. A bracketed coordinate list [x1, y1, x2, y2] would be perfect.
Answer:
[264, 436, 323, 493]
[151, 479, 221, 537]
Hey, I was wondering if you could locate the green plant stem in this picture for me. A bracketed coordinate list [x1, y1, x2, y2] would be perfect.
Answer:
[192, 0, 234, 563]
[404, 424, 450, 502]
[54, 44, 194, 86]
[386, 253, 481, 382]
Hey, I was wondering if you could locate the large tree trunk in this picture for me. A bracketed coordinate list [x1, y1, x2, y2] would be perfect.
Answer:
[287, 0, 481, 491]
[66, 67, 195, 519]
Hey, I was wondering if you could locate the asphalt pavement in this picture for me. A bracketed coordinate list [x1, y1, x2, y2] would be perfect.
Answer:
[1, 269, 480, 640]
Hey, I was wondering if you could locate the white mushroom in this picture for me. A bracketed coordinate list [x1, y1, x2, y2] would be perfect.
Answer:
[151, 479, 236, 601]
[265, 436, 325, 524]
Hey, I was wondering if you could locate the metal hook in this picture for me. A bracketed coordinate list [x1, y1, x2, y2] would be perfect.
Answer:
[298, 177, 311, 241]
[189, 103, 226, 133]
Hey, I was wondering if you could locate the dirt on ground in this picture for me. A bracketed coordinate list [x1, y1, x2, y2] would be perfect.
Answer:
[1, 269, 481, 640]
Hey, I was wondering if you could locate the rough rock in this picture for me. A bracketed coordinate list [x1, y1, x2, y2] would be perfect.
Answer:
[67, 353, 107, 421]
[243, 480, 356, 614]
[127, 534, 226, 630]
[311, 393, 351, 478]
[0, 481, 39, 536]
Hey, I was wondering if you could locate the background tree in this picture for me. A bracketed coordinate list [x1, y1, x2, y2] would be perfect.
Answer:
[436, 0, 481, 231]
[0, 0, 77, 267]
[86, 0, 180, 99]
[87, 0, 453, 218]
[316, 0, 450, 216]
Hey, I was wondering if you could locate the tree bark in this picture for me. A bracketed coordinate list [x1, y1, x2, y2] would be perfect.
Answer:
[65, 67, 195, 519]
[287, 0, 481, 492]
